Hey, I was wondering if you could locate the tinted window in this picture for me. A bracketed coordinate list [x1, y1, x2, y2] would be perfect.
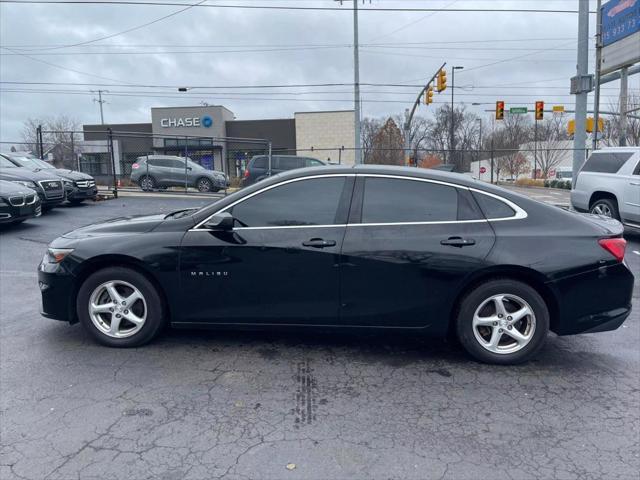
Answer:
[307, 158, 324, 167]
[149, 158, 169, 167]
[473, 192, 516, 219]
[0, 156, 17, 168]
[633, 160, 640, 176]
[170, 159, 186, 169]
[252, 156, 267, 169]
[362, 178, 459, 223]
[276, 157, 302, 170]
[231, 177, 346, 227]
[582, 152, 633, 174]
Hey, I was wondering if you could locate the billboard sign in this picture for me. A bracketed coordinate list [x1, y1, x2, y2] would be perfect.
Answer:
[600, 0, 640, 73]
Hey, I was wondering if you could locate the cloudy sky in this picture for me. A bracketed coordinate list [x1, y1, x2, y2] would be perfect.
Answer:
[0, 0, 637, 143]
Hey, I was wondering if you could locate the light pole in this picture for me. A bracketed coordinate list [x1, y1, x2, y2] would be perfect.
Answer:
[450, 66, 464, 167]
[336, 0, 363, 164]
[476, 117, 483, 173]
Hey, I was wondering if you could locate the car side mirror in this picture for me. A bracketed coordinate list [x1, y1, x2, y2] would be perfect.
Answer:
[203, 212, 234, 230]
[186, 166, 192, 171]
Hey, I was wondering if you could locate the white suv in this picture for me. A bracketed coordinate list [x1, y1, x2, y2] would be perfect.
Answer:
[571, 147, 640, 229]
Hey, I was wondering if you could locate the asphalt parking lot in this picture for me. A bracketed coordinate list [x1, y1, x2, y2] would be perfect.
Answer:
[1, 196, 639, 480]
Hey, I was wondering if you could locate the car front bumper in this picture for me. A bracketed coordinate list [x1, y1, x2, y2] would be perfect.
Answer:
[0, 200, 41, 223]
[549, 262, 635, 336]
[38, 261, 76, 322]
[66, 185, 98, 200]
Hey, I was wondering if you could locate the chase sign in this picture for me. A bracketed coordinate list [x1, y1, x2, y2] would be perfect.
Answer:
[160, 115, 214, 128]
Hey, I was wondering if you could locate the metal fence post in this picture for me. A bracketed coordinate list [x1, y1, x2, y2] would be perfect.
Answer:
[490, 138, 495, 184]
[184, 137, 189, 194]
[108, 128, 118, 198]
[36, 125, 44, 159]
[268, 142, 272, 176]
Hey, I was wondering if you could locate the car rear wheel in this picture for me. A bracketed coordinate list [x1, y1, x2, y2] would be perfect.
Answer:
[590, 198, 620, 221]
[77, 267, 166, 347]
[196, 177, 212, 192]
[139, 175, 156, 191]
[455, 279, 549, 365]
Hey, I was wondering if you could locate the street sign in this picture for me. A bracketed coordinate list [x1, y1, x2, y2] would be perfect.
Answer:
[553, 105, 565, 113]
[509, 107, 528, 114]
[601, 0, 640, 74]
[479, 166, 487, 174]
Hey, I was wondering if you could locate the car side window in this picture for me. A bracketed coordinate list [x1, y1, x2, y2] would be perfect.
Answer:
[633, 160, 640, 176]
[277, 157, 300, 170]
[581, 152, 633, 174]
[472, 192, 516, 219]
[230, 177, 346, 227]
[252, 157, 267, 169]
[148, 158, 167, 167]
[307, 159, 324, 167]
[361, 177, 459, 223]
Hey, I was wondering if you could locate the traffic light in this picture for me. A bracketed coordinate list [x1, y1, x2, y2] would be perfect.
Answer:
[496, 101, 505, 120]
[535, 101, 544, 121]
[568, 119, 575, 136]
[437, 69, 447, 92]
[424, 86, 434, 105]
[586, 117, 604, 133]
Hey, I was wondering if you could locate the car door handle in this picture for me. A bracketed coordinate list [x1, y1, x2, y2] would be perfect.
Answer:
[630, 182, 640, 186]
[440, 237, 476, 247]
[302, 238, 337, 248]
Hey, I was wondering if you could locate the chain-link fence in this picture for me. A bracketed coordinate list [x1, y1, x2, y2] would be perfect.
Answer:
[2, 132, 595, 195]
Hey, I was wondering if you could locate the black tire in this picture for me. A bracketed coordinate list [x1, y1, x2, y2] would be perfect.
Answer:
[196, 177, 212, 192]
[76, 267, 166, 347]
[455, 279, 549, 365]
[139, 175, 156, 191]
[590, 198, 620, 221]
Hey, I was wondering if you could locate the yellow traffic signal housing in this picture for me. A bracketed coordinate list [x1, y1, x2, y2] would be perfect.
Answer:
[437, 69, 447, 92]
[496, 101, 505, 120]
[424, 86, 434, 105]
[586, 117, 604, 133]
[535, 101, 544, 121]
[568, 119, 575, 136]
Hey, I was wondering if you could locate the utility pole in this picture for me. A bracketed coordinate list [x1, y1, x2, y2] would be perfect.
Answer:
[592, 0, 603, 151]
[571, 0, 591, 185]
[450, 66, 464, 168]
[93, 90, 106, 124]
[619, 67, 629, 146]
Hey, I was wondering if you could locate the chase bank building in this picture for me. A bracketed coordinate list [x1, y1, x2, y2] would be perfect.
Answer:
[82, 105, 355, 179]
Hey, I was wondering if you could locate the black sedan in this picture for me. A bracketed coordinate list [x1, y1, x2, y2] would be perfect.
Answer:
[38, 166, 634, 364]
[0, 179, 41, 224]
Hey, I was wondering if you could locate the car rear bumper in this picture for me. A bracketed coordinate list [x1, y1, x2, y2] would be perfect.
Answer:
[549, 262, 634, 335]
[570, 189, 590, 212]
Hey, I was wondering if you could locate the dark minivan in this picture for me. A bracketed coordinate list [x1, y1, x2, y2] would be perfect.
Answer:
[241, 155, 326, 186]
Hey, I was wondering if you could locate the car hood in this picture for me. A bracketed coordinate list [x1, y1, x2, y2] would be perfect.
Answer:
[0, 166, 61, 182]
[0, 180, 36, 197]
[63, 214, 166, 238]
[49, 169, 93, 181]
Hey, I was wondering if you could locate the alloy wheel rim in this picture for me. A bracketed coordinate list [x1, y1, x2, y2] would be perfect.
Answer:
[88, 280, 147, 338]
[141, 178, 153, 190]
[592, 203, 612, 217]
[198, 180, 210, 191]
[472, 294, 536, 355]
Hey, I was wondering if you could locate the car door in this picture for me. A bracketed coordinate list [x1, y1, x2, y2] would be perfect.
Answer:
[339, 175, 495, 333]
[622, 156, 640, 223]
[178, 174, 354, 325]
[149, 158, 173, 185]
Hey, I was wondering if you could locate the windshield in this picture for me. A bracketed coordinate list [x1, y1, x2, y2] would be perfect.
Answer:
[0, 155, 18, 168]
[7, 156, 42, 170]
[187, 159, 203, 170]
[33, 158, 55, 169]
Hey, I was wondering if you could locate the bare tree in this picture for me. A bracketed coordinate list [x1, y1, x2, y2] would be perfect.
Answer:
[535, 114, 569, 178]
[361, 117, 383, 164]
[21, 116, 81, 168]
[487, 113, 533, 181]
[604, 93, 640, 147]
[368, 118, 405, 166]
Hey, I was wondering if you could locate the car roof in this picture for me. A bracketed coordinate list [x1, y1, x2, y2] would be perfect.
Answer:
[590, 146, 640, 153]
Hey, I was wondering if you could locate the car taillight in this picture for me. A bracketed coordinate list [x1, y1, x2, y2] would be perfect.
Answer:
[598, 238, 626, 262]
[243, 169, 250, 178]
[132, 163, 139, 169]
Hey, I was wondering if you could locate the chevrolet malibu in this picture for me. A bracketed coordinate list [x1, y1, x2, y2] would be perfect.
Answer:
[39, 165, 634, 364]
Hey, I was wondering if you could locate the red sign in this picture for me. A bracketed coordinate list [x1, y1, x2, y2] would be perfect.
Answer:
[479, 166, 487, 174]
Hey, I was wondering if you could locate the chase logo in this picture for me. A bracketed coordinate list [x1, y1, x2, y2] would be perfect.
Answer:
[201, 115, 213, 128]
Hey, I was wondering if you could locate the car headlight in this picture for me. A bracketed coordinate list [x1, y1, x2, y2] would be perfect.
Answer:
[0, 197, 7, 206]
[63, 179, 74, 187]
[12, 180, 37, 189]
[44, 248, 74, 264]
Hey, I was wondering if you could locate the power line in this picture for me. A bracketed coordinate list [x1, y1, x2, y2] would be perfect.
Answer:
[0, 1, 597, 14]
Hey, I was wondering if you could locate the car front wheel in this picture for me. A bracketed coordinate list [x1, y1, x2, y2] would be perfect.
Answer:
[77, 267, 166, 347]
[196, 178, 212, 192]
[455, 279, 549, 365]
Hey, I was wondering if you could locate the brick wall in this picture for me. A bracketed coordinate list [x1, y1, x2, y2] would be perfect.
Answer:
[294, 111, 355, 165]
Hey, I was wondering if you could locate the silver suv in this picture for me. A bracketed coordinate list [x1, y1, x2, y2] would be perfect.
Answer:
[571, 147, 640, 229]
[130, 155, 228, 192]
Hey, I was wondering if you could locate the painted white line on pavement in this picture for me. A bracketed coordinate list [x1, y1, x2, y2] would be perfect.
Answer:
[633, 250, 640, 256]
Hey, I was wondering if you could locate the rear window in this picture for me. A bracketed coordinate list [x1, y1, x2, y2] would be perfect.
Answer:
[581, 152, 633, 174]
[473, 192, 516, 219]
[275, 157, 303, 170]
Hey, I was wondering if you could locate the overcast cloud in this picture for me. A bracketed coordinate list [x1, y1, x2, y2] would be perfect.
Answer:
[0, 0, 637, 143]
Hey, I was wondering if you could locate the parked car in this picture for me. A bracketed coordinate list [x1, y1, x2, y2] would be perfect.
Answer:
[0, 154, 65, 210]
[571, 147, 640, 229]
[0, 179, 41, 225]
[555, 166, 573, 182]
[130, 155, 228, 192]
[241, 155, 326, 186]
[39, 165, 633, 365]
[3, 152, 97, 204]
